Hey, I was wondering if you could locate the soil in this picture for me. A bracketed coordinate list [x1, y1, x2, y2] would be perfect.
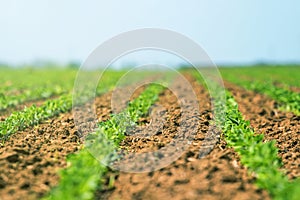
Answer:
[225, 82, 300, 179]
[0, 92, 113, 200]
[273, 81, 300, 93]
[0, 85, 146, 200]
[289, 86, 300, 93]
[96, 76, 270, 200]
[2, 75, 297, 200]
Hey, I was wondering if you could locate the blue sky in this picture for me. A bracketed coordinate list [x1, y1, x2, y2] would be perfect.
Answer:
[1, 0, 300, 66]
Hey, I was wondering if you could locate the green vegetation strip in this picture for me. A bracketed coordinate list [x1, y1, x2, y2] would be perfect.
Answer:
[220, 65, 300, 88]
[191, 71, 300, 199]
[221, 72, 300, 115]
[0, 71, 128, 143]
[45, 84, 164, 200]
[0, 68, 77, 94]
[0, 95, 72, 142]
[246, 81, 300, 115]
[221, 92, 300, 200]
[0, 85, 68, 110]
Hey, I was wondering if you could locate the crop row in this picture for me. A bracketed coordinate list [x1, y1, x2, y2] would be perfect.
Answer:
[247, 82, 300, 115]
[0, 71, 129, 143]
[0, 85, 68, 111]
[0, 94, 72, 143]
[227, 79, 300, 115]
[0, 68, 76, 111]
[0, 70, 159, 112]
[0, 68, 76, 89]
[0, 68, 76, 97]
[194, 75, 300, 199]
[45, 84, 164, 200]
[0, 69, 124, 111]
[219, 67, 300, 115]
[221, 92, 300, 200]
[220, 65, 300, 88]
[189, 72, 300, 199]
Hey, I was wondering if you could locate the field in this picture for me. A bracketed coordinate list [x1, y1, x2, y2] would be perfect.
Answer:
[0, 65, 299, 200]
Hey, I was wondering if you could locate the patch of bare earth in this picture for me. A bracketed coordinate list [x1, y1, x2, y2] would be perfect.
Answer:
[96, 76, 270, 200]
[289, 86, 300, 93]
[273, 81, 300, 93]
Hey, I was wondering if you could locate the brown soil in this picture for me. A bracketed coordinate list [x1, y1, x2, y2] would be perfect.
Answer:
[289, 86, 300, 93]
[273, 81, 300, 93]
[225, 82, 300, 179]
[3, 77, 295, 200]
[0, 92, 113, 200]
[0, 85, 146, 200]
[96, 76, 270, 200]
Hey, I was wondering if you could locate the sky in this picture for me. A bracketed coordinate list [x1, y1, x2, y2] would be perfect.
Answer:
[1, 0, 300, 66]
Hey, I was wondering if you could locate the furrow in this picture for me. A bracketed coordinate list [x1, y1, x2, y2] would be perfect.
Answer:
[225, 82, 300, 180]
[0, 92, 112, 200]
[98, 75, 269, 200]
[45, 84, 164, 200]
[0, 82, 147, 200]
